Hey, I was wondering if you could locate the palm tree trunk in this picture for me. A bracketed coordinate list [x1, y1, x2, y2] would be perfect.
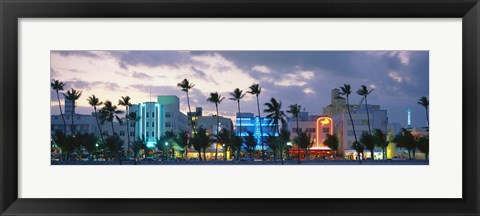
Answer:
[203, 148, 206, 161]
[364, 96, 371, 135]
[346, 96, 358, 142]
[383, 147, 386, 160]
[223, 147, 226, 161]
[280, 145, 284, 165]
[198, 149, 202, 161]
[215, 104, 219, 161]
[237, 101, 242, 137]
[256, 96, 265, 160]
[93, 108, 106, 161]
[71, 105, 75, 135]
[126, 107, 130, 160]
[111, 121, 115, 135]
[425, 107, 429, 128]
[186, 91, 196, 135]
[56, 91, 67, 134]
[370, 149, 374, 160]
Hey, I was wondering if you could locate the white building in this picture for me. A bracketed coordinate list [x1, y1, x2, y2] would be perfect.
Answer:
[129, 96, 188, 148]
[52, 95, 187, 151]
[323, 88, 388, 159]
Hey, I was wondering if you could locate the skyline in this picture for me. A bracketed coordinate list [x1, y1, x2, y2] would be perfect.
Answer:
[50, 50, 429, 128]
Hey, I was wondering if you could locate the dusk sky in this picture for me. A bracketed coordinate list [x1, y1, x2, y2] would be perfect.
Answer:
[50, 51, 429, 128]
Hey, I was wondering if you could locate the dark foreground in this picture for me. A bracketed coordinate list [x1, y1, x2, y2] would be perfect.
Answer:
[52, 160, 429, 165]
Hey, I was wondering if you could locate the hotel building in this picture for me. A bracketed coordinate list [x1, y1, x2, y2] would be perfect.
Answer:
[323, 88, 388, 159]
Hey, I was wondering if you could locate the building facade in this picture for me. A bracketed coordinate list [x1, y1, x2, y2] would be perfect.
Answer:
[235, 112, 278, 150]
[323, 89, 388, 159]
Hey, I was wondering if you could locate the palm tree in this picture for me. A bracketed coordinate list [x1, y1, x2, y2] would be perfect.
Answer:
[207, 92, 225, 160]
[128, 112, 140, 143]
[105, 134, 124, 164]
[99, 100, 124, 136]
[360, 132, 375, 160]
[177, 79, 196, 135]
[264, 98, 287, 135]
[295, 129, 312, 163]
[266, 134, 279, 162]
[63, 88, 82, 135]
[278, 128, 291, 165]
[287, 104, 302, 136]
[416, 135, 429, 160]
[174, 130, 190, 160]
[192, 127, 211, 161]
[118, 96, 131, 159]
[247, 83, 265, 160]
[373, 129, 388, 160]
[340, 84, 359, 148]
[393, 128, 416, 160]
[217, 128, 231, 161]
[229, 135, 243, 161]
[51, 80, 67, 134]
[229, 88, 246, 137]
[243, 131, 257, 161]
[357, 85, 374, 135]
[79, 133, 96, 161]
[417, 96, 429, 128]
[130, 140, 144, 165]
[52, 130, 68, 161]
[352, 141, 364, 162]
[87, 95, 106, 159]
[323, 134, 339, 159]
[264, 98, 286, 161]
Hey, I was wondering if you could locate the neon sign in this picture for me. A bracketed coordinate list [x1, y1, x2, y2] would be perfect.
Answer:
[316, 117, 333, 149]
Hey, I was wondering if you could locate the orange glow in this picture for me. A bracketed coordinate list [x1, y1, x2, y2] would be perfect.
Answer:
[316, 117, 333, 148]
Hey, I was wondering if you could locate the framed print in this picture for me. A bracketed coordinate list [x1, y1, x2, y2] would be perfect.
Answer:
[1, 0, 479, 215]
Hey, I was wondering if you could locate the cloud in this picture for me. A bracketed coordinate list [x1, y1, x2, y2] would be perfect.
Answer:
[303, 88, 315, 94]
[131, 71, 152, 79]
[388, 71, 403, 83]
[252, 65, 271, 74]
[65, 79, 91, 90]
[108, 51, 192, 69]
[51, 50, 429, 128]
[91, 81, 121, 91]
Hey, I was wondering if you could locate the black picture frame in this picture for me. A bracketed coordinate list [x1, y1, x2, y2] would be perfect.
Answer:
[1, 0, 479, 215]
